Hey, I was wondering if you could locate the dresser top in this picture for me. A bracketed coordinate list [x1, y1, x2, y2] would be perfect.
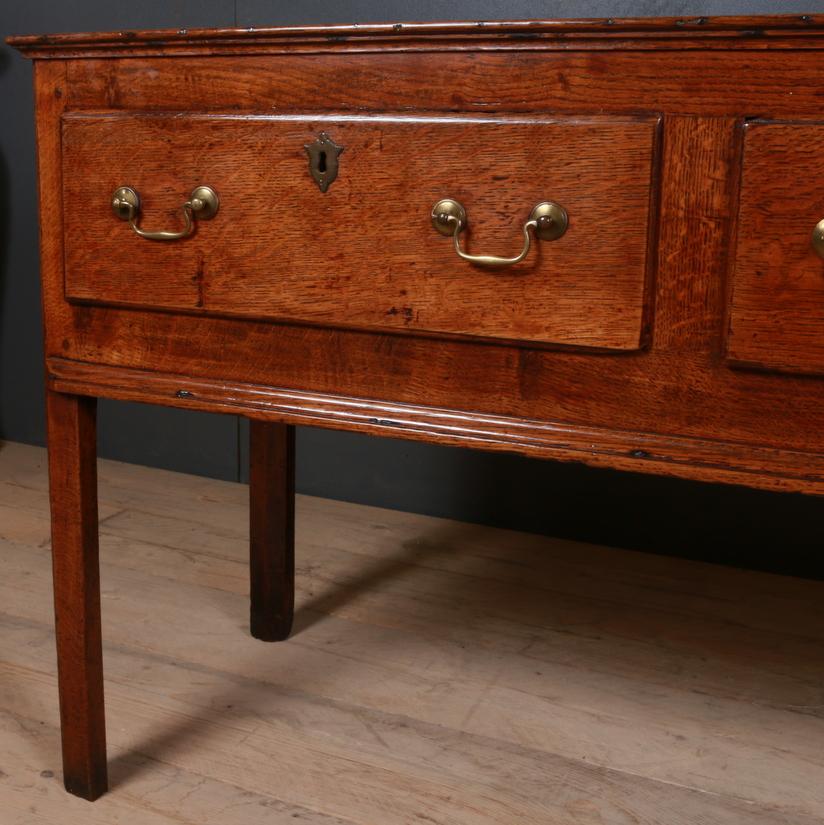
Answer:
[9, 14, 824, 58]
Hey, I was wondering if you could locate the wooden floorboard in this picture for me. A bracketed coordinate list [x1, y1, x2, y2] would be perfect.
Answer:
[0, 439, 822, 823]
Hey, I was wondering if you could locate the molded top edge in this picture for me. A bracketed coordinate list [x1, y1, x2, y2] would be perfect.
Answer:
[7, 14, 824, 55]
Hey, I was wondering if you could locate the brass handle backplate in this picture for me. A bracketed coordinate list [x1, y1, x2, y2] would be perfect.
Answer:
[111, 185, 219, 241]
[812, 219, 824, 259]
[431, 199, 568, 267]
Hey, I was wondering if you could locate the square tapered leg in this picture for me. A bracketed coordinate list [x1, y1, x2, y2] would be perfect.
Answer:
[249, 420, 296, 641]
[46, 390, 108, 800]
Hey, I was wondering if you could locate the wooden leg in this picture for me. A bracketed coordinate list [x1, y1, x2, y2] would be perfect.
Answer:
[45, 391, 107, 800]
[249, 420, 296, 642]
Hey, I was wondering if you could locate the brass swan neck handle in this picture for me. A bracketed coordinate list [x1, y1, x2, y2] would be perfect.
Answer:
[111, 186, 219, 241]
[431, 199, 568, 267]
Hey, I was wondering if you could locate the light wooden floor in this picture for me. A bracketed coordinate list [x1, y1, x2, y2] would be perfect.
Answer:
[1, 440, 824, 824]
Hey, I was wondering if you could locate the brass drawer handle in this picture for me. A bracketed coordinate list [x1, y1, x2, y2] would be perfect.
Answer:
[111, 185, 219, 241]
[431, 199, 568, 267]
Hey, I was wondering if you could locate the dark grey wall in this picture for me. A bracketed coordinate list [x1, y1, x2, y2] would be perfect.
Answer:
[3, 2, 824, 578]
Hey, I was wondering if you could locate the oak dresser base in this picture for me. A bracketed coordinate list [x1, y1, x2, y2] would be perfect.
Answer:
[11, 14, 824, 799]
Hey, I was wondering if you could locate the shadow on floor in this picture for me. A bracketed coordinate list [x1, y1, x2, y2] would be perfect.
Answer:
[98, 518, 824, 792]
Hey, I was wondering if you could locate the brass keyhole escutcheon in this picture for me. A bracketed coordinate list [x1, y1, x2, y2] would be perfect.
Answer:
[305, 132, 343, 192]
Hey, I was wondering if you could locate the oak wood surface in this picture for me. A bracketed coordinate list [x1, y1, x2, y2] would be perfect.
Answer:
[2, 441, 824, 823]
[45, 356, 824, 494]
[35, 58, 109, 803]
[61, 112, 657, 350]
[44, 394, 107, 800]
[653, 116, 740, 352]
[61, 51, 824, 119]
[21, 40, 824, 492]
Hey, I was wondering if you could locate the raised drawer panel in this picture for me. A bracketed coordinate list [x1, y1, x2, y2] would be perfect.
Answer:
[62, 112, 659, 350]
[728, 121, 824, 375]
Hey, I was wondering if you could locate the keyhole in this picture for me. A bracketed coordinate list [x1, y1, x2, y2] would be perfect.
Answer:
[305, 132, 342, 192]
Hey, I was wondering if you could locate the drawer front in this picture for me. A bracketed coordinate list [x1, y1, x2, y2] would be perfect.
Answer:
[728, 121, 824, 375]
[62, 113, 659, 350]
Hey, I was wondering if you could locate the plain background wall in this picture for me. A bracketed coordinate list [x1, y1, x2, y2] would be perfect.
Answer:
[3, 1, 824, 578]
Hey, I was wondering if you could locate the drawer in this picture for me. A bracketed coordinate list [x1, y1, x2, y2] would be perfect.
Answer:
[62, 112, 660, 350]
[728, 121, 824, 375]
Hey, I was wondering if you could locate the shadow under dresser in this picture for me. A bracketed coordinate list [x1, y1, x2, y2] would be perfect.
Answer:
[8, 13, 824, 800]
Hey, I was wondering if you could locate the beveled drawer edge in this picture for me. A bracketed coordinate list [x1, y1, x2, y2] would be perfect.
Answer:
[46, 357, 824, 495]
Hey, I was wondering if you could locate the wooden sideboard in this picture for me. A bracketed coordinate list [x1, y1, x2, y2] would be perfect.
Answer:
[9, 13, 824, 801]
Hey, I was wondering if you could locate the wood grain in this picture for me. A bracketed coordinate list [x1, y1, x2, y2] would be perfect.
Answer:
[23, 25, 824, 484]
[23, 40, 824, 476]
[61, 113, 657, 350]
[45, 357, 824, 494]
[60, 51, 824, 120]
[44, 393, 107, 800]
[36, 60, 108, 803]
[654, 116, 741, 352]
